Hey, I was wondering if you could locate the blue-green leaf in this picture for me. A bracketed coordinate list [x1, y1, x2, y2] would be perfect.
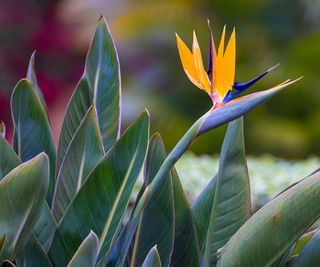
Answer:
[27, 52, 47, 113]
[49, 111, 149, 266]
[141, 246, 162, 267]
[67, 231, 99, 267]
[56, 16, 121, 173]
[16, 235, 52, 267]
[34, 203, 56, 252]
[11, 79, 56, 205]
[170, 168, 200, 267]
[203, 117, 251, 266]
[0, 154, 49, 262]
[129, 133, 174, 267]
[52, 106, 104, 221]
[0, 133, 20, 181]
[218, 170, 320, 267]
[191, 175, 217, 250]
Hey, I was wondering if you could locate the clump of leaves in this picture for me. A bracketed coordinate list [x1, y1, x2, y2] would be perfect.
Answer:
[0, 16, 318, 267]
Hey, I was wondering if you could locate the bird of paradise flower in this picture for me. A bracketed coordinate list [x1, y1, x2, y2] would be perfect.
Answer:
[176, 21, 300, 108]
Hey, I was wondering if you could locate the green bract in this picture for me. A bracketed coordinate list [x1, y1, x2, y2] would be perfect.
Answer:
[0, 16, 317, 267]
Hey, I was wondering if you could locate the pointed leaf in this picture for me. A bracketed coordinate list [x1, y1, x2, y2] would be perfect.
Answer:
[56, 16, 120, 172]
[49, 111, 149, 266]
[52, 106, 104, 221]
[16, 235, 52, 267]
[11, 79, 56, 205]
[191, 175, 217, 250]
[218, 170, 320, 267]
[0, 134, 20, 180]
[129, 134, 174, 267]
[170, 168, 200, 267]
[293, 228, 320, 267]
[34, 203, 56, 252]
[203, 117, 251, 265]
[141, 246, 162, 267]
[0, 153, 49, 261]
[67, 231, 99, 267]
[27, 52, 48, 112]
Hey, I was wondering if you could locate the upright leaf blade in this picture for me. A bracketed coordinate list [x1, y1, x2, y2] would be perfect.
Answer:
[170, 169, 200, 267]
[203, 117, 251, 266]
[129, 134, 174, 267]
[16, 235, 53, 267]
[141, 246, 162, 267]
[56, 16, 121, 172]
[34, 203, 57, 252]
[0, 153, 49, 261]
[218, 170, 320, 267]
[52, 106, 104, 221]
[11, 79, 56, 204]
[27, 52, 47, 112]
[0, 134, 20, 180]
[67, 231, 99, 267]
[49, 111, 149, 267]
[191, 175, 217, 250]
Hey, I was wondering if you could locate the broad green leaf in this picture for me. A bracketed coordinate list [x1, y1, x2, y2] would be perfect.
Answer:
[16, 235, 52, 267]
[191, 175, 217, 250]
[170, 168, 200, 267]
[11, 79, 56, 205]
[203, 117, 251, 266]
[34, 203, 57, 252]
[293, 228, 320, 267]
[131, 132, 167, 214]
[0, 122, 5, 136]
[129, 133, 174, 267]
[56, 16, 120, 172]
[52, 106, 104, 221]
[67, 231, 99, 267]
[141, 246, 162, 267]
[0, 134, 20, 180]
[49, 111, 149, 267]
[0, 153, 49, 262]
[218, 170, 320, 267]
[27, 52, 47, 112]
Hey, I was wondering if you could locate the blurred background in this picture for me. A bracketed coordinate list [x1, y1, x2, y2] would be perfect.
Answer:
[0, 0, 319, 160]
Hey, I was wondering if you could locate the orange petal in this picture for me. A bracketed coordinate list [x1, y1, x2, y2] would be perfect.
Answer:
[176, 33, 202, 88]
[220, 28, 236, 98]
[192, 31, 211, 93]
[214, 25, 226, 96]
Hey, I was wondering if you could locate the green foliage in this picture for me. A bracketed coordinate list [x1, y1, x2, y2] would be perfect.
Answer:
[0, 15, 318, 267]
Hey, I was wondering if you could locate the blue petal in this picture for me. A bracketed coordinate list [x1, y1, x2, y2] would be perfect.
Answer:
[233, 64, 279, 91]
[223, 64, 279, 102]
